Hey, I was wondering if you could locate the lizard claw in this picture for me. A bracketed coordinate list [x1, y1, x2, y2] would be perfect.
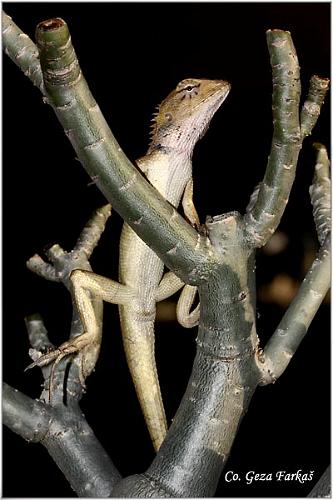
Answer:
[25, 333, 92, 403]
[25, 348, 62, 371]
[26, 333, 92, 370]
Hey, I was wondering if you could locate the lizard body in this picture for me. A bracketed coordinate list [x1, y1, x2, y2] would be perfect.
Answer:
[118, 150, 193, 448]
[119, 79, 230, 450]
[28, 79, 230, 451]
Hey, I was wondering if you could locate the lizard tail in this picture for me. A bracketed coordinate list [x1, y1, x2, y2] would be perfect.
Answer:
[119, 309, 167, 451]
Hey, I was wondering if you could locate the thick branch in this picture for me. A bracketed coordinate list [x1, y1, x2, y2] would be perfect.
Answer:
[112, 213, 261, 497]
[32, 18, 206, 284]
[3, 383, 121, 497]
[42, 408, 121, 497]
[2, 13, 207, 282]
[3, 382, 51, 441]
[3, 16, 329, 497]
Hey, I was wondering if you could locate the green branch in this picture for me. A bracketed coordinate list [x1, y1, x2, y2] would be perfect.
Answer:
[3, 383, 121, 496]
[244, 30, 329, 248]
[257, 144, 331, 384]
[3, 13, 330, 497]
[25, 205, 112, 405]
[2, 12, 44, 92]
[74, 203, 112, 256]
[5, 205, 122, 494]
[3, 382, 51, 441]
[309, 143, 331, 244]
[301, 76, 330, 139]
[258, 236, 330, 384]
[2, 12, 207, 283]
[33, 18, 205, 284]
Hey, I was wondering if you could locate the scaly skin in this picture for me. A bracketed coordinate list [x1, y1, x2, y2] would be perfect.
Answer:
[118, 79, 230, 450]
[28, 79, 230, 451]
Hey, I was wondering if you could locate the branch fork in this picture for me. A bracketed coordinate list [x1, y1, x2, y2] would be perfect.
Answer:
[2, 12, 330, 498]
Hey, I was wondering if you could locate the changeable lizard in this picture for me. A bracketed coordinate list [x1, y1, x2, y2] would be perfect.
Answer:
[27, 78, 230, 451]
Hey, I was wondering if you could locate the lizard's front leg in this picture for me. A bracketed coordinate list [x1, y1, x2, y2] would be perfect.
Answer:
[182, 178, 200, 229]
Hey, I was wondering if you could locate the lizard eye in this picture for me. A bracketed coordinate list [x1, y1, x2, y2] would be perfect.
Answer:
[176, 82, 200, 96]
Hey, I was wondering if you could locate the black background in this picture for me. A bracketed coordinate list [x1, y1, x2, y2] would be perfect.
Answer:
[2, 2, 330, 497]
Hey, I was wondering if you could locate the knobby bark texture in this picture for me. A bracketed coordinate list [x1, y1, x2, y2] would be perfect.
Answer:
[3, 202, 121, 497]
[308, 466, 331, 498]
[3, 12, 330, 498]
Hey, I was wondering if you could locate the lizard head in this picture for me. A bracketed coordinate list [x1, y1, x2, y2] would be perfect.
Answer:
[149, 78, 230, 154]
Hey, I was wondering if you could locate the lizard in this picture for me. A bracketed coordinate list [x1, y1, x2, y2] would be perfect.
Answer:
[27, 78, 230, 451]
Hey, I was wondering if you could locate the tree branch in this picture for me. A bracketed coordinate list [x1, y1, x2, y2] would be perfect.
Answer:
[112, 213, 262, 497]
[33, 18, 206, 284]
[2, 12, 44, 92]
[2, 12, 205, 282]
[3, 383, 121, 497]
[26, 255, 60, 282]
[25, 204, 112, 405]
[25, 313, 59, 402]
[74, 204, 112, 257]
[301, 76, 330, 140]
[25, 313, 54, 353]
[257, 236, 330, 384]
[3, 382, 51, 442]
[4, 203, 121, 494]
[257, 144, 331, 384]
[309, 143, 331, 244]
[244, 30, 329, 248]
[3, 13, 330, 497]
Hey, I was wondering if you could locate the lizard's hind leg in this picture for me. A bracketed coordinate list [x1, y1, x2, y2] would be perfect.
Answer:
[26, 334, 92, 403]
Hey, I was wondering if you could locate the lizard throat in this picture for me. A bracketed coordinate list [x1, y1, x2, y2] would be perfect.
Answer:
[148, 123, 200, 157]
